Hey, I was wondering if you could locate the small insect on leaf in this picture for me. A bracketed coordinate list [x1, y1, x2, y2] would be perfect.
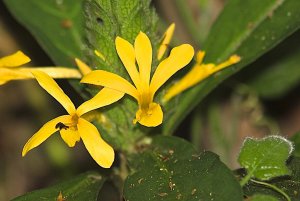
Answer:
[55, 122, 69, 130]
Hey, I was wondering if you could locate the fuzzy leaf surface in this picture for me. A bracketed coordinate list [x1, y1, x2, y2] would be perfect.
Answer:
[243, 156, 300, 201]
[238, 136, 293, 180]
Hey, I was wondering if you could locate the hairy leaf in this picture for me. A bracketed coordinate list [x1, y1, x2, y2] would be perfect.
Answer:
[238, 136, 293, 180]
[243, 157, 300, 201]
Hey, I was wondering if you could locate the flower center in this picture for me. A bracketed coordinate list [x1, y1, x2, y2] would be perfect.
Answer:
[138, 90, 153, 112]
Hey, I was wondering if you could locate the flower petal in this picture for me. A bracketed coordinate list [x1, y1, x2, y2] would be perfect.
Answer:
[115, 37, 141, 88]
[0, 68, 32, 85]
[0, 51, 31, 68]
[78, 118, 115, 168]
[81, 70, 139, 99]
[195, 51, 205, 64]
[22, 115, 71, 156]
[75, 58, 92, 76]
[0, 67, 81, 85]
[60, 128, 81, 147]
[134, 32, 152, 86]
[32, 70, 76, 114]
[134, 103, 163, 127]
[163, 63, 214, 102]
[212, 54, 241, 73]
[26, 67, 82, 78]
[163, 54, 241, 102]
[157, 23, 175, 60]
[77, 88, 124, 116]
[150, 44, 194, 96]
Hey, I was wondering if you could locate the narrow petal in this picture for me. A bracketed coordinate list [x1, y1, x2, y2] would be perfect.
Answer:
[195, 51, 205, 64]
[81, 70, 139, 99]
[0, 68, 32, 85]
[212, 54, 241, 73]
[75, 58, 92, 75]
[0, 51, 31, 68]
[150, 44, 194, 95]
[22, 115, 71, 156]
[115, 37, 141, 88]
[60, 128, 81, 147]
[157, 23, 175, 60]
[32, 70, 76, 114]
[78, 118, 114, 168]
[134, 32, 152, 86]
[23, 67, 82, 78]
[77, 88, 124, 116]
[163, 54, 241, 102]
[163, 63, 214, 102]
[134, 103, 163, 127]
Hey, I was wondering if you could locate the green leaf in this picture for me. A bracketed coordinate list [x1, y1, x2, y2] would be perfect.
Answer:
[84, 0, 158, 74]
[242, 156, 300, 201]
[247, 30, 300, 99]
[12, 172, 105, 201]
[290, 131, 300, 157]
[250, 194, 279, 201]
[124, 136, 243, 201]
[238, 136, 293, 181]
[163, 0, 300, 134]
[3, 0, 85, 66]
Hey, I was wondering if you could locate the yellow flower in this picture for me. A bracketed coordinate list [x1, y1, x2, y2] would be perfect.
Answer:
[0, 51, 82, 85]
[80, 31, 194, 127]
[157, 23, 175, 60]
[22, 71, 124, 168]
[163, 51, 241, 102]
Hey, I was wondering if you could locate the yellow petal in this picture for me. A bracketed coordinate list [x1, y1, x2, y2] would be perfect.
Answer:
[60, 128, 81, 147]
[163, 63, 214, 102]
[196, 51, 205, 64]
[150, 44, 194, 95]
[77, 88, 124, 116]
[0, 67, 81, 86]
[22, 115, 71, 156]
[163, 54, 241, 102]
[212, 54, 241, 73]
[77, 118, 115, 168]
[0, 51, 31, 68]
[32, 70, 76, 114]
[0, 68, 32, 85]
[134, 103, 163, 127]
[75, 58, 92, 75]
[134, 32, 152, 86]
[157, 23, 175, 60]
[25, 67, 82, 78]
[115, 37, 141, 88]
[81, 70, 139, 99]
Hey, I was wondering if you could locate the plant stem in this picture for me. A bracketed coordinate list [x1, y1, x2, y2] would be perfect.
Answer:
[239, 172, 253, 187]
[250, 179, 291, 201]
